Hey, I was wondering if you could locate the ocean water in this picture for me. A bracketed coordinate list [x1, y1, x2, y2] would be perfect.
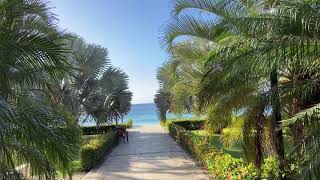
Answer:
[126, 103, 192, 125]
[81, 103, 193, 126]
[126, 103, 158, 125]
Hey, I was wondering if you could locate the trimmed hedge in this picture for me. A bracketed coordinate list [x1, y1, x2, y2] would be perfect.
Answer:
[82, 121, 133, 135]
[166, 119, 205, 131]
[167, 122, 279, 179]
[80, 132, 118, 171]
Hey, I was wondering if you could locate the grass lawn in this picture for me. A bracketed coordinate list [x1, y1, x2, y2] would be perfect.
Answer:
[191, 130, 243, 158]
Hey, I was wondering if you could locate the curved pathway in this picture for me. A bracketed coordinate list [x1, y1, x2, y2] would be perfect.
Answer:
[84, 125, 210, 180]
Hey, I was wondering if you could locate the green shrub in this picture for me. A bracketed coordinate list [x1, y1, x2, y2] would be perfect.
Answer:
[167, 122, 281, 179]
[81, 125, 121, 135]
[80, 132, 118, 171]
[160, 120, 166, 127]
[166, 119, 205, 131]
[206, 152, 259, 179]
[127, 119, 133, 128]
[261, 157, 280, 179]
[81, 121, 133, 135]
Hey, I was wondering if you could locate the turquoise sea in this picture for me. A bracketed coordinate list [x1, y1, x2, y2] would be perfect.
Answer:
[81, 103, 193, 126]
[125, 103, 193, 125]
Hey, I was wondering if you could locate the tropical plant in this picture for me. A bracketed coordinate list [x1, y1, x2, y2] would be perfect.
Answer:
[84, 66, 132, 125]
[0, 0, 80, 178]
[155, 38, 210, 120]
[53, 36, 109, 122]
[160, 0, 320, 178]
[53, 36, 132, 126]
[154, 90, 171, 121]
[0, 0, 133, 178]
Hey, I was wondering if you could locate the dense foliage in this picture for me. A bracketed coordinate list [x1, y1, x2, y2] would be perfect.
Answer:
[66, 120, 133, 175]
[156, 0, 320, 179]
[166, 120, 279, 179]
[80, 132, 118, 171]
[165, 119, 205, 131]
[0, 0, 132, 179]
[54, 37, 132, 125]
[81, 120, 133, 135]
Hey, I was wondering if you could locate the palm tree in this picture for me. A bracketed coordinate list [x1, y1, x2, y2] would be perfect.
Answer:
[162, 0, 273, 168]
[154, 90, 171, 122]
[56, 36, 132, 126]
[0, 0, 80, 178]
[155, 38, 209, 115]
[162, 0, 320, 177]
[55, 36, 109, 122]
[83, 67, 132, 125]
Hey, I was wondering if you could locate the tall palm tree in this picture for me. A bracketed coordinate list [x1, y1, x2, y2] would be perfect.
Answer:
[162, 0, 273, 168]
[162, 0, 320, 177]
[156, 38, 209, 115]
[55, 36, 109, 122]
[0, 0, 80, 178]
[56, 36, 132, 126]
[154, 90, 171, 122]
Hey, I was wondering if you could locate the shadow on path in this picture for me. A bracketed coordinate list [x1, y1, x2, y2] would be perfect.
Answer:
[84, 125, 210, 180]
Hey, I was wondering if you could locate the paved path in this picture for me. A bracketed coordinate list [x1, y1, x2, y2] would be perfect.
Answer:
[84, 125, 210, 180]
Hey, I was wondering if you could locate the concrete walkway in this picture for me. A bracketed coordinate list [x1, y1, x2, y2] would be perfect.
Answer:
[84, 125, 210, 180]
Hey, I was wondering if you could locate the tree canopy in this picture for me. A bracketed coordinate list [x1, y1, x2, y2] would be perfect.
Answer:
[0, 0, 132, 179]
[156, 0, 320, 179]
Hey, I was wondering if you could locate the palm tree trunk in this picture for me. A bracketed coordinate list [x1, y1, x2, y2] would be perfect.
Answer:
[255, 107, 264, 169]
[75, 114, 80, 124]
[161, 109, 167, 121]
[289, 98, 304, 146]
[270, 68, 286, 178]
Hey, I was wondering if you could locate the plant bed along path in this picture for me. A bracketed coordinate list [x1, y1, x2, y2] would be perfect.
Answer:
[84, 125, 210, 180]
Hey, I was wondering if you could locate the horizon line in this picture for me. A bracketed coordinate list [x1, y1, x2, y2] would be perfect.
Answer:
[132, 102, 154, 105]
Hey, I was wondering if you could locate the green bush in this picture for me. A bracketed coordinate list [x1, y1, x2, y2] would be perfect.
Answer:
[80, 132, 118, 171]
[261, 157, 280, 179]
[81, 125, 114, 135]
[81, 121, 133, 135]
[167, 122, 279, 179]
[127, 119, 133, 128]
[160, 120, 166, 127]
[166, 119, 205, 131]
[206, 152, 259, 179]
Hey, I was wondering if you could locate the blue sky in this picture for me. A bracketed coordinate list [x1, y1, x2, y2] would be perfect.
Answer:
[52, 0, 172, 104]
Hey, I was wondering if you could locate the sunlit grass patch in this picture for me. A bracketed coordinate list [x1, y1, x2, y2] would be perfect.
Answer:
[191, 130, 243, 158]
